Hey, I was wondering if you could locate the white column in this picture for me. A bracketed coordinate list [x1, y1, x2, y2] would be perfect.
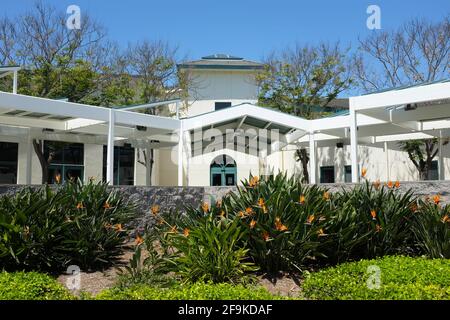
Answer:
[13, 71, 18, 94]
[439, 130, 444, 180]
[309, 132, 316, 184]
[178, 120, 184, 187]
[350, 109, 359, 183]
[26, 132, 33, 184]
[384, 141, 390, 182]
[106, 109, 115, 185]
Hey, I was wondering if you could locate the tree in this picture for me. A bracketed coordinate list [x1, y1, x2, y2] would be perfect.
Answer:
[126, 40, 180, 185]
[0, 1, 107, 183]
[399, 139, 449, 180]
[257, 42, 354, 183]
[356, 17, 449, 180]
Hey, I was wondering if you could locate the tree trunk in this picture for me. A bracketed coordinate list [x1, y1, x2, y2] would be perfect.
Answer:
[138, 148, 155, 186]
[297, 148, 310, 184]
[146, 149, 154, 186]
[32, 139, 48, 184]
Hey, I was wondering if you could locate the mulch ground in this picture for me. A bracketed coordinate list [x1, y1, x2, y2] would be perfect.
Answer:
[57, 249, 302, 297]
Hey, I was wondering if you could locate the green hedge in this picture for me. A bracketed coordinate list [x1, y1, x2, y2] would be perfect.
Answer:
[302, 256, 450, 300]
[96, 282, 286, 300]
[0, 271, 74, 300]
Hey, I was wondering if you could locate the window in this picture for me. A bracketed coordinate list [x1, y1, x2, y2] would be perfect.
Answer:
[102, 145, 135, 185]
[210, 155, 237, 186]
[44, 141, 84, 184]
[344, 165, 352, 183]
[320, 166, 335, 183]
[0, 142, 18, 184]
[427, 160, 439, 180]
[215, 102, 232, 111]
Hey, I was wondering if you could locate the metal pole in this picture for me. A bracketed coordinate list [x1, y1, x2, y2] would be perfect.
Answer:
[106, 109, 115, 185]
[178, 120, 184, 186]
[350, 109, 359, 183]
[309, 132, 316, 184]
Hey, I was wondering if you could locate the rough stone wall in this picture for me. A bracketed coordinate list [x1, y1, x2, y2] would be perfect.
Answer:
[322, 181, 450, 204]
[1, 181, 449, 231]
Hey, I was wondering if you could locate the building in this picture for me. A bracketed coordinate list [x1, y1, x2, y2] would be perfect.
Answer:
[0, 56, 449, 187]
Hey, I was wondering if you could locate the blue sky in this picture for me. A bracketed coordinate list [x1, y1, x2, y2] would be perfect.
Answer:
[1, 0, 449, 61]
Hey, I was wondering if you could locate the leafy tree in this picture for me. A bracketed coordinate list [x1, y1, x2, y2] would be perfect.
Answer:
[0, 1, 106, 183]
[356, 17, 449, 180]
[257, 42, 354, 182]
[126, 40, 180, 185]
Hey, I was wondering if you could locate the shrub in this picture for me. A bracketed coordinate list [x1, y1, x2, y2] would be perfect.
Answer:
[223, 173, 332, 273]
[324, 181, 418, 262]
[302, 256, 450, 300]
[412, 199, 450, 258]
[0, 179, 138, 271]
[0, 271, 74, 300]
[60, 179, 137, 270]
[97, 282, 285, 300]
[143, 209, 257, 284]
[0, 186, 69, 270]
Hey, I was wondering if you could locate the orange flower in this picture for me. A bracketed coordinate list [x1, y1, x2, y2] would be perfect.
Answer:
[249, 219, 257, 229]
[201, 202, 209, 213]
[113, 224, 124, 232]
[387, 181, 393, 189]
[394, 181, 400, 188]
[103, 202, 111, 209]
[262, 231, 270, 241]
[375, 224, 382, 233]
[76, 202, 84, 209]
[274, 217, 288, 231]
[306, 215, 315, 224]
[257, 198, 265, 207]
[299, 195, 306, 204]
[441, 215, 449, 223]
[317, 228, 328, 237]
[370, 210, 377, 220]
[373, 180, 381, 190]
[361, 167, 367, 178]
[151, 205, 160, 215]
[238, 211, 245, 218]
[183, 228, 190, 237]
[249, 176, 260, 187]
[410, 204, 418, 213]
[216, 200, 222, 208]
[433, 195, 441, 205]
[219, 210, 225, 217]
[323, 192, 330, 201]
[55, 174, 61, 184]
[262, 205, 268, 214]
[135, 234, 144, 246]
[169, 225, 178, 233]
[245, 207, 254, 215]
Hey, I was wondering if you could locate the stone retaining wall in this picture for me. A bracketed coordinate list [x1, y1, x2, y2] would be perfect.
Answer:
[1, 181, 449, 231]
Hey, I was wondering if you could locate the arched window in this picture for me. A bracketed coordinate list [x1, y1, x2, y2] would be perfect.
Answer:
[210, 155, 237, 186]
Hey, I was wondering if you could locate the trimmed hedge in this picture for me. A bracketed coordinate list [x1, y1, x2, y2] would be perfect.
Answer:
[302, 256, 450, 300]
[0, 271, 74, 300]
[96, 282, 286, 300]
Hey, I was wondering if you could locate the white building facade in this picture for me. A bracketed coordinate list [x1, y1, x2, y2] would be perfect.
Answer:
[0, 57, 449, 187]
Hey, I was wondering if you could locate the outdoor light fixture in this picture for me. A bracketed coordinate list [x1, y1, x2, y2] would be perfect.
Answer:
[336, 142, 344, 148]
[405, 103, 418, 111]
[136, 125, 147, 131]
